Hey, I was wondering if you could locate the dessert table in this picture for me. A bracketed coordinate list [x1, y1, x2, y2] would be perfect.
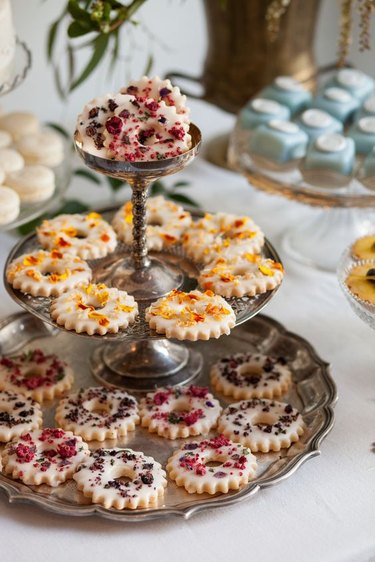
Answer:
[0, 99, 374, 562]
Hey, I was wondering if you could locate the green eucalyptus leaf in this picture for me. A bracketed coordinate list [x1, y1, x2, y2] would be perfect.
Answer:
[173, 181, 190, 189]
[167, 193, 200, 208]
[55, 199, 90, 215]
[143, 53, 153, 76]
[45, 122, 71, 140]
[70, 33, 110, 91]
[53, 64, 66, 99]
[47, 18, 60, 62]
[74, 168, 102, 185]
[106, 177, 127, 192]
[68, 20, 93, 38]
[68, 0, 92, 21]
[149, 180, 166, 196]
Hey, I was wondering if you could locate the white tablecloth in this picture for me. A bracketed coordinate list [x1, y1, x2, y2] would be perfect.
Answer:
[0, 100, 374, 562]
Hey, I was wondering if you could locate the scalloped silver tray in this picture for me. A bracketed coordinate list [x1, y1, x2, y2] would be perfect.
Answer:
[3, 208, 283, 340]
[0, 311, 336, 521]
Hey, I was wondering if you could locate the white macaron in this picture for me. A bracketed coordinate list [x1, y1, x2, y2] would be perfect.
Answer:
[0, 148, 24, 174]
[0, 186, 20, 224]
[0, 111, 39, 141]
[16, 129, 64, 167]
[0, 130, 12, 148]
[6, 165, 55, 203]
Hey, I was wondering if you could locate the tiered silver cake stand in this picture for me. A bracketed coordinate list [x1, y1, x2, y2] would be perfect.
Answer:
[0, 123, 337, 520]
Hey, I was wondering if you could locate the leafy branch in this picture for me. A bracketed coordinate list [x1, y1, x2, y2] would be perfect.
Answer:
[47, 0, 148, 97]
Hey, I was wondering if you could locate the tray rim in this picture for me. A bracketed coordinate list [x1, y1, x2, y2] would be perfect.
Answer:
[0, 311, 337, 522]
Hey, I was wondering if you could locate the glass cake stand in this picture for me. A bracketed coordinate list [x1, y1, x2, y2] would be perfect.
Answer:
[4, 123, 283, 391]
[0, 37, 32, 97]
[337, 242, 375, 330]
[229, 123, 375, 273]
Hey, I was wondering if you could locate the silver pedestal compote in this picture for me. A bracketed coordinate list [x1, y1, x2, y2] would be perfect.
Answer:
[74, 125, 204, 389]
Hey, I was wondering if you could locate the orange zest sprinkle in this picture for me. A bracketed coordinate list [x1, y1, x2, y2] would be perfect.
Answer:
[160, 233, 177, 244]
[244, 253, 259, 263]
[116, 304, 134, 313]
[51, 250, 64, 260]
[100, 233, 110, 242]
[23, 255, 41, 267]
[48, 271, 70, 283]
[57, 237, 71, 248]
[61, 227, 78, 238]
[25, 270, 42, 281]
[88, 311, 110, 326]
[87, 212, 102, 220]
[258, 265, 275, 276]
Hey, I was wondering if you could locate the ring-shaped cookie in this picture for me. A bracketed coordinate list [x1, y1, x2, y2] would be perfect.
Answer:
[6, 249, 92, 297]
[210, 353, 292, 400]
[73, 448, 167, 510]
[199, 254, 284, 297]
[0, 348, 73, 402]
[55, 386, 139, 441]
[37, 212, 117, 260]
[167, 435, 257, 494]
[345, 263, 375, 305]
[112, 196, 192, 250]
[50, 282, 138, 335]
[2, 428, 90, 486]
[139, 385, 221, 439]
[218, 399, 305, 453]
[0, 390, 42, 442]
[146, 289, 236, 341]
[182, 213, 264, 265]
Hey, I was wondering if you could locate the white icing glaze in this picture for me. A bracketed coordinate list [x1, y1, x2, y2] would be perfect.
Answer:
[139, 385, 221, 439]
[2, 428, 90, 486]
[275, 76, 305, 92]
[269, 119, 299, 134]
[37, 212, 117, 260]
[146, 289, 236, 341]
[182, 212, 264, 265]
[210, 352, 292, 400]
[218, 398, 305, 453]
[337, 68, 367, 88]
[358, 116, 375, 134]
[112, 196, 191, 250]
[56, 386, 139, 441]
[251, 98, 284, 114]
[364, 94, 375, 114]
[121, 75, 190, 123]
[73, 448, 167, 510]
[0, 348, 74, 402]
[50, 282, 138, 336]
[198, 253, 284, 298]
[324, 87, 352, 104]
[6, 249, 92, 297]
[315, 133, 347, 153]
[0, 390, 42, 441]
[167, 435, 257, 495]
[301, 109, 333, 128]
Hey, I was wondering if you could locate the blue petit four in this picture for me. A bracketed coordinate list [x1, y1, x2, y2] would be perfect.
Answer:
[356, 94, 375, 120]
[327, 69, 375, 102]
[239, 98, 290, 130]
[302, 133, 355, 187]
[298, 109, 343, 141]
[348, 117, 375, 155]
[249, 120, 309, 164]
[311, 87, 359, 122]
[259, 76, 312, 115]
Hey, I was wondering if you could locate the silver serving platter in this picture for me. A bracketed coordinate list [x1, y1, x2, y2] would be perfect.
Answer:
[0, 311, 336, 521]
[3, 208, 283, 340]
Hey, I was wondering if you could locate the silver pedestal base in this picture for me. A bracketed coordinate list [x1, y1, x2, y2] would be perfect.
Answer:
[90, 339, 203, 391]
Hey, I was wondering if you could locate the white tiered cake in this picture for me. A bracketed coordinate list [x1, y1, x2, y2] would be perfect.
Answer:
[0, 0, 15, 84]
